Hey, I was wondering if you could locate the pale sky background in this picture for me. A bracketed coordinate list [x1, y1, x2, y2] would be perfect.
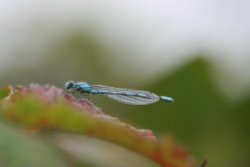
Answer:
[0, 0, 250, 96]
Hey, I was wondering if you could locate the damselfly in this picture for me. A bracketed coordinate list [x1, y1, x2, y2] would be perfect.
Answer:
[65, 80, 174, 105]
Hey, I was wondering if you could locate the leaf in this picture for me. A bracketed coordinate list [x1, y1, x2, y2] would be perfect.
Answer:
[0, 121, 64, 167]
[0, 86, 12, 100]
[0, 84, 195, 167]
[55, 134, 162, 167]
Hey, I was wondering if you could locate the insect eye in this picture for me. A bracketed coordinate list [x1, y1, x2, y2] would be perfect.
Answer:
[65, 81, 74, 90]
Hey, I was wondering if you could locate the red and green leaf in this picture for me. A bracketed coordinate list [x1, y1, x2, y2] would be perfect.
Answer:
[0, 84, 195, 167]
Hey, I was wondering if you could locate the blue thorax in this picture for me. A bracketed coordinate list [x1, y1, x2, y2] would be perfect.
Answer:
[75, 82, 92, 92]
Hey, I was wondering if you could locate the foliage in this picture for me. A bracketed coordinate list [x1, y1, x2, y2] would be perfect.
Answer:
[1, 31, 249, 167]
[0, 84, 195, 167]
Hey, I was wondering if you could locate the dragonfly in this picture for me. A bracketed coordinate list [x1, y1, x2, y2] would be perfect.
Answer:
[65, 80, 174, 105]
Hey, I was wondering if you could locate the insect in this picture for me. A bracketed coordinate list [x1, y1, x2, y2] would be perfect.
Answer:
[65, 80, 174, 105]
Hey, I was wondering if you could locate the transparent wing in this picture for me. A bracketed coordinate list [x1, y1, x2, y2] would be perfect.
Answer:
[105, 94, 159, 105]
[92, 85, 160, 105]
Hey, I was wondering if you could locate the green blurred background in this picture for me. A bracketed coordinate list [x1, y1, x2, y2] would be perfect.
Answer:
[1, 1, 250, 167]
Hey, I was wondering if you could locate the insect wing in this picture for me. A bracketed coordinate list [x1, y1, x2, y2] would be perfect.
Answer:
[105, 94, 159, 105]
[92, 85, 159, 105]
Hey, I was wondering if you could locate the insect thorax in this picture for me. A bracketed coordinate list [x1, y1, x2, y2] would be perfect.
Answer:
[75, 82, 92, 92]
